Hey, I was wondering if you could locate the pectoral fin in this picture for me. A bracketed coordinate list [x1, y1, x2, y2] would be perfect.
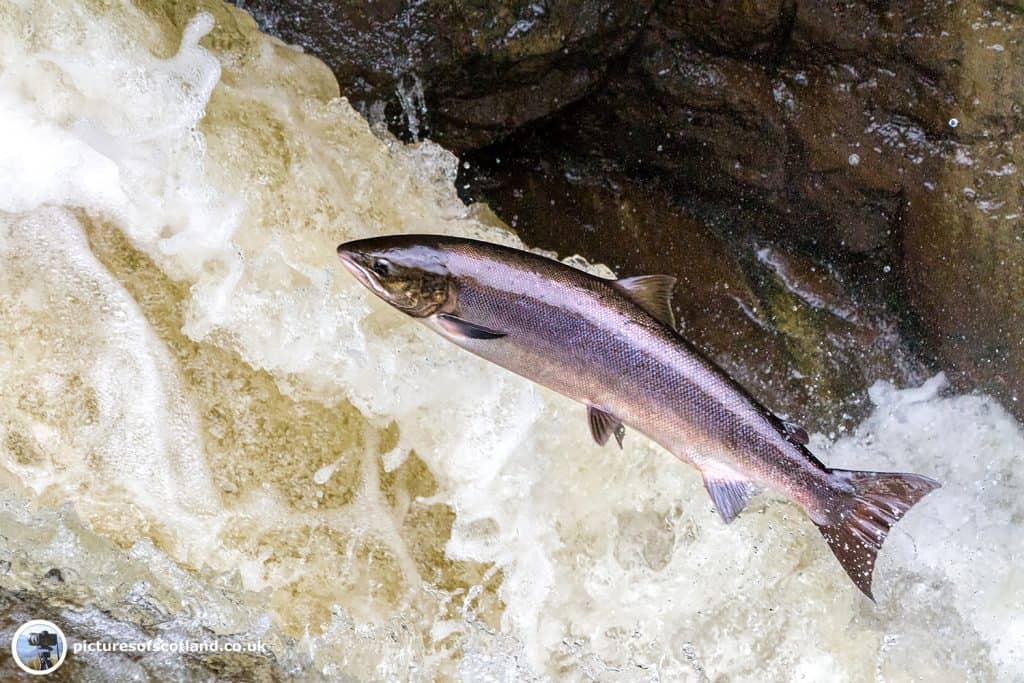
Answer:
[437, 314, 506, 340]
[587, 406, 625, 448]
[613, 275, 677, 329]
[700, 463, 756, 524]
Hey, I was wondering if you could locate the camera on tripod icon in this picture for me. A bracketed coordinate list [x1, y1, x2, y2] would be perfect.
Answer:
[27, 629, 60, 670]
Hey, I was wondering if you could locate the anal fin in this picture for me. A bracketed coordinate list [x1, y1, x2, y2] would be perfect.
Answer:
[700, 463, 756, 524]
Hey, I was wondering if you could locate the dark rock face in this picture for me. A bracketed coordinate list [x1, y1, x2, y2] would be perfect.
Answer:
[236, 0, 654, 148]
[567, 1, 964, 254]
[902, 140, 1024, 414]
[240, 0, 1024, 420]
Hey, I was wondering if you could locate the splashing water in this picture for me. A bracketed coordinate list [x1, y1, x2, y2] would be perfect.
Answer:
[0, 2, 1021, 680]
[396, 72, 428, 141]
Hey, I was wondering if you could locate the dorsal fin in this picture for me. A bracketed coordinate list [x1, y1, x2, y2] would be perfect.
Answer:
[613, 275, 677, 329]
[782, 420, 809, 445]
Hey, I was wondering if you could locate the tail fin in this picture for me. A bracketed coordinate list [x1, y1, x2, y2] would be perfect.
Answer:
[817, 469, 940, 600]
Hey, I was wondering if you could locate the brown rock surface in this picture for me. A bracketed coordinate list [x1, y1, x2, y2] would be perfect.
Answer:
[237, 0, 654, 148]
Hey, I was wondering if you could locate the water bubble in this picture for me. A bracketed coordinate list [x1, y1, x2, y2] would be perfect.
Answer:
[948, 118, 959, 128]
[883, 265, 892, 273]
[848, 153, 860, 166]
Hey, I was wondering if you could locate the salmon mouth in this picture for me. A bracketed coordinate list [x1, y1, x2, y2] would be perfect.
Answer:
[337, 244, 385, 296]
[336, 244, 360, 274]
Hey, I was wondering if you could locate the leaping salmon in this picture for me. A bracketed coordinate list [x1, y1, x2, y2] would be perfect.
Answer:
[336, 234, 939, 599]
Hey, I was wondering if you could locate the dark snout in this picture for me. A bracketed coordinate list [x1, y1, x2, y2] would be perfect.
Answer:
[336, 241, 376, 289]
[337, 239, 370, 262]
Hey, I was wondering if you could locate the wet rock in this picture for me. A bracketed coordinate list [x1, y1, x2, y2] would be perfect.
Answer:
[236, 0, 655, 149]
[903, 137, 1024, 412]
[676, 0, 794, 55]
[560, 1, 969, 254]
[897, 5, 1024, 413]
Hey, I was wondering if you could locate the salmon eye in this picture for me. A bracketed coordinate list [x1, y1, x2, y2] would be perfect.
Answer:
[372, 258, 391, 276]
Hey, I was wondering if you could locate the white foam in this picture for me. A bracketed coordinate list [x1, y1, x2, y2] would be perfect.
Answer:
[0, 209, 220, 533]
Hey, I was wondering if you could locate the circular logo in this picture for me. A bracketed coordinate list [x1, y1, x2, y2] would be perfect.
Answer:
[10, 620, 67, 675]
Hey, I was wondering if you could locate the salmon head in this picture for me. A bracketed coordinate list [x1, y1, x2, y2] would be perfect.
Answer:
[337, 236, 453, 318]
